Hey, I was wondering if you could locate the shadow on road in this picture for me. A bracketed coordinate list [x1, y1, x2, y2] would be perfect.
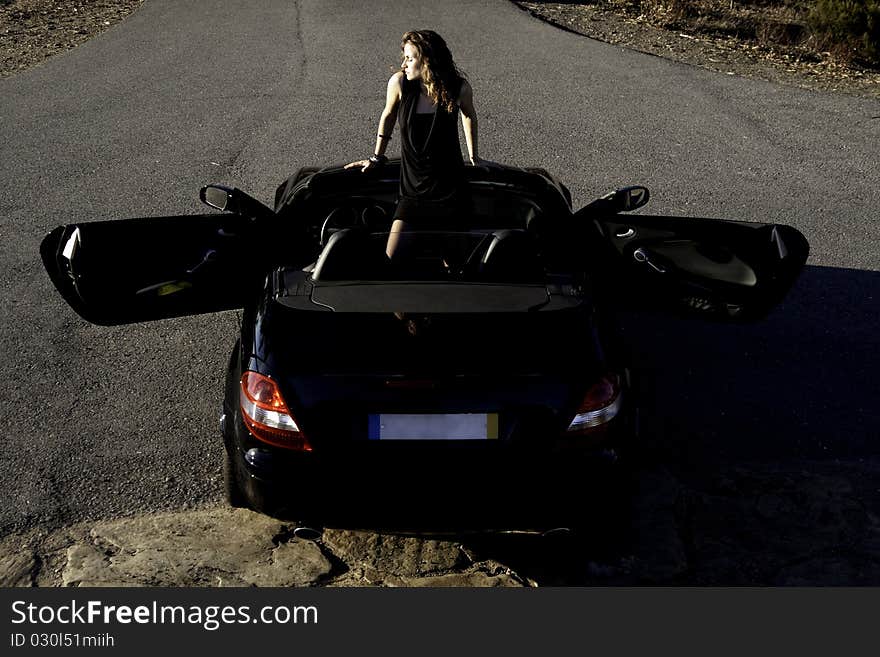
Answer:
[619, 264, 880, 468]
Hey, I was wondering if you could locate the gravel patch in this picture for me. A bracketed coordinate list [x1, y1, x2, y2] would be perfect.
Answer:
[1, 0, 144, 78]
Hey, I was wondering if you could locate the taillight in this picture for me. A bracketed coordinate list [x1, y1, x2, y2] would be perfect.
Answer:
[239, 371, 312, 451]
[566, 374, 622, 434]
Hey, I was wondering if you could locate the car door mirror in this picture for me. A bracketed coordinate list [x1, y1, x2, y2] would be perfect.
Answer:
[603, 186, 650, 212]
[578, 185, 651, 216]
[201, 185, 232, 211]
[199, 184, 273, 219]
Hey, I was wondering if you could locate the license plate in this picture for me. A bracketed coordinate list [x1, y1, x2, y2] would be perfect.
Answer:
[368, 413, 498, 440]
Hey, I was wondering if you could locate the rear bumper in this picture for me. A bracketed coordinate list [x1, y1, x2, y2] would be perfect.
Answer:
[227, 409, 637, 529]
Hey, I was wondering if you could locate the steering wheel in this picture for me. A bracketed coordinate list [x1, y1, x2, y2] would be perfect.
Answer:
[319, 200, 392, 246]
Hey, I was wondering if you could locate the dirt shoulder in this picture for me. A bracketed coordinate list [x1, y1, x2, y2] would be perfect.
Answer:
[0, 0, 144, 78]
[515, 1, 880, 99]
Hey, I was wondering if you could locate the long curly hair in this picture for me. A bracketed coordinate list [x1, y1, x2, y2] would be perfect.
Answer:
[400, 30, 467, 114]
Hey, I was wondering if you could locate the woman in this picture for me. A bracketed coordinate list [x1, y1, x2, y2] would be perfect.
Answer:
[345, 30, 486, 260]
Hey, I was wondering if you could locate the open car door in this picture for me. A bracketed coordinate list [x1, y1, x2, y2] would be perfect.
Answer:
[41, 213, 275, 326]
[581, 211, 809, 321]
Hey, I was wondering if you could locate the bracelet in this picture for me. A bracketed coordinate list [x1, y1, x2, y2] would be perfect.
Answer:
[369, 154, 387, 165]
[378, 133, 391, 141]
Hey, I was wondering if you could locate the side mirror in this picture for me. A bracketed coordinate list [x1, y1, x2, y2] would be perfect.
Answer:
[199, 184, 273, 219]
[577, 185, 651, 218]
[600, 186, 650, 213]
[200, 185, 231, 211]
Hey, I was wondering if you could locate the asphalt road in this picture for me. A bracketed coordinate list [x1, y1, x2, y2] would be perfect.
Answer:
[0, 0, 878, 537]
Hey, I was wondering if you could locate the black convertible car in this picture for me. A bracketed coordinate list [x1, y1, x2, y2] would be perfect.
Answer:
[41, 161, 808, 529]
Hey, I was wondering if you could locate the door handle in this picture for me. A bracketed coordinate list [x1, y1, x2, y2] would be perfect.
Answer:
[187, 249, 218, 275]
[633, 247, 666, 273]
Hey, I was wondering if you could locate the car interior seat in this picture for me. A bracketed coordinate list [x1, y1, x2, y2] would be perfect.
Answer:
[521, 205, 545, 234]
[320, 206, 359, 246]
[311, 228, 389, 281]
[478, 229, 543, 283]
[467, 191, 543, 232]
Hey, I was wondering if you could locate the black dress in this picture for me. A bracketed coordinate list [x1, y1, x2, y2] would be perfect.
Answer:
[393, 75, 469, 228]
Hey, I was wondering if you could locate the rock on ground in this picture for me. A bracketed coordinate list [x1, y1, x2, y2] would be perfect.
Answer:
[61, 508, 332, 587]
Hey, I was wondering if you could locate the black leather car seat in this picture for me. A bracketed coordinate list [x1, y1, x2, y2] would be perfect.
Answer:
[312, 228, 389, 281]
[479, 230, 543, 283]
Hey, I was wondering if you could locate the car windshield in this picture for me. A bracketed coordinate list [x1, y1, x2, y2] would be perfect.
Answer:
[312, 230, 544, 283]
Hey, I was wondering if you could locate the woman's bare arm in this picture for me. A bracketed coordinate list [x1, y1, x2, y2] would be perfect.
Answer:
[458, 80, 480, 165]
[345, 72, 403, 171]
[375, 72, 402, 155]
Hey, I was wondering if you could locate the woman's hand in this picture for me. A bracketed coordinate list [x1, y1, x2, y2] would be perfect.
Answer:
[344, 159, 377, 173]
